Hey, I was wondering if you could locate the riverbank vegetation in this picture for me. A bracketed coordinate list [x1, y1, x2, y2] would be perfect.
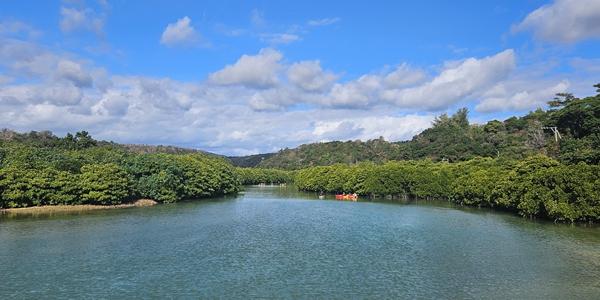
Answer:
[293, 87, 600, 223]
[0, 134, 240, 208]
[235, 167, 294, 185]
[295, 156, 600, 222]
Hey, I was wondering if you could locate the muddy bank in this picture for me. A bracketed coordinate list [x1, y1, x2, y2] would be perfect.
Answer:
[0, 199, 157, 216]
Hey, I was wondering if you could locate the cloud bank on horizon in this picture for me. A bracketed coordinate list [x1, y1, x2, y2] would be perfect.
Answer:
[0, 0, 599, 155]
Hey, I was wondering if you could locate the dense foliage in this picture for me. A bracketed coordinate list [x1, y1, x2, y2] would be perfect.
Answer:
[252, 87, 600, 169]
[0, 134, 240, 208]
[295, 156, 600, 223]
[235, 167, 294, 185]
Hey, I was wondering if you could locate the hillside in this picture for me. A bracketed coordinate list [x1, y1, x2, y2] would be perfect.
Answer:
[0, 129, 232, 159]
[251, 88, 600, 169]
[227, 153, 276, 168]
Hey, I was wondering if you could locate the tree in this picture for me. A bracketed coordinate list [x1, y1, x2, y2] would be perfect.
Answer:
[79, 163, 131, 205]
[548, 92, 577, 108]
[137, 170, 182, 203]
[75, 131, 97, 149]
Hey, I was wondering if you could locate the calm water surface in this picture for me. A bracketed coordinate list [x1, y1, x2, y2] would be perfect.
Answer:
[1, 186, 599, 299]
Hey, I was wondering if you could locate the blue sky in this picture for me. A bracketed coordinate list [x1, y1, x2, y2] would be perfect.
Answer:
[1, 0, 600, 155]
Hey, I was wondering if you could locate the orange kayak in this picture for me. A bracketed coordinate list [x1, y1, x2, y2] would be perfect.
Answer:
[335, 194, 358, 201]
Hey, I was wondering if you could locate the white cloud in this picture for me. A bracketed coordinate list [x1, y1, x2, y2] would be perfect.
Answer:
[313, 114, 434, 142]
[0, 82, 83, 106]
[92, 90, 130, 116]
[248, 87, 297, 111]
[208, 48, 283, 88]
[0, 75, 13, 85]
[381, 49, 516, 110]
[308, 18, 341, 27]
[0, 20, 41, 38]
[514, 0, 600, 43]
[287, 60, 337, 92]
[0, 38, 102, 89]
[57, 59, 93, 87]
[325, 74, 382, 108]
[383, 63, 427, 88]
[476, 80, 570, 113]
[206, 49, 518, 111]
[2, 32, 596, 155]
[59, 6, 104, 35]
[160, 16, 203, 47]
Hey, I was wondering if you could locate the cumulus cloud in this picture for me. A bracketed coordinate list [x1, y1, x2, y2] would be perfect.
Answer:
[325, 75, 382, 108]
[160, 16, 204, 47]
[513, 0, 600, 43]
[0, 82, 83, 106]
[57, 59, 93, 87]
[208, 48, 283, 88]
[0, 37, 106, 110]
[248, 87, 297, 111]
[312, 114, 434, 142]
[0, 38, 101, 88]
[383, 64, 427, 88]
[308, 17, 341, 27]
[59, 6, 105, 35]
[381, 49, 516, 110]
[0, 20, 41, 38]
[208, 48, 518, 111]
[2, 30, 592, 155]
[287, 60, 337, 92]
[0, 42, 442, 154]
[476, 80, 570, 113]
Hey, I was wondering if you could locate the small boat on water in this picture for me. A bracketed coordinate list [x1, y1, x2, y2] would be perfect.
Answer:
[335, 193, 358, 201]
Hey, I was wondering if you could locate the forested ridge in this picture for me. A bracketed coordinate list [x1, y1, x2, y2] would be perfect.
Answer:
[252, 86, 600, 169]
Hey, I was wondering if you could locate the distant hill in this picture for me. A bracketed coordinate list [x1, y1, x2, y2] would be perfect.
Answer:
[121, 144, 205, 155]
[227, 153, 275, 168]
[244, 89, 600, 169]
[257, 138, 403, 169]
[0, 129, 216, 156]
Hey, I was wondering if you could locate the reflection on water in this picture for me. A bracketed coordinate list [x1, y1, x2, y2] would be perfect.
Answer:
[1, 185, 599, 299]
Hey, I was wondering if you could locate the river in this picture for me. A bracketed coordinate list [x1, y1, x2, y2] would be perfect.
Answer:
[1, 186, 599, 299]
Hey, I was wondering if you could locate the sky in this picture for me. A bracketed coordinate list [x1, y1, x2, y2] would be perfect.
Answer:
[1, 0, 600, 155]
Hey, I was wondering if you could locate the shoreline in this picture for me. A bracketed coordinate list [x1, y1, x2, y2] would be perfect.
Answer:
[0, 199, 158, 216]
